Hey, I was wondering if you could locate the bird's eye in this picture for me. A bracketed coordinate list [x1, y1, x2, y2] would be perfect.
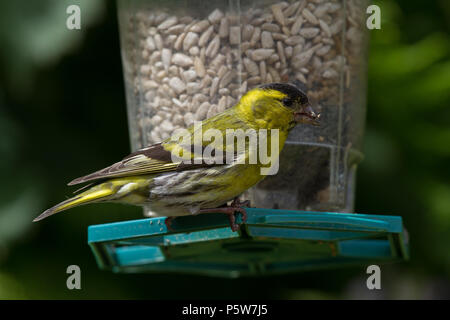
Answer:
[282, 98, 293, 107]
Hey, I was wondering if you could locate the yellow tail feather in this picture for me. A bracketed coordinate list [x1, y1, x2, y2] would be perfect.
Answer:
[33, 186, 114, 222]
[34, 175, 152, 222]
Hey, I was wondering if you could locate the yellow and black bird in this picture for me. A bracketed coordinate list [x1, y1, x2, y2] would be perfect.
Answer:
[33, 83, 319, 231]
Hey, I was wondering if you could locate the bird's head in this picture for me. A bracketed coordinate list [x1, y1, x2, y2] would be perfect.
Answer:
[237, 82, 320, 130]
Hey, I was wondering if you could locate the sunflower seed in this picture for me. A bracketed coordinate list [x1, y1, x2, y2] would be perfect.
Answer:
[247, 76, 262, 86]
[314, 4, 330, 18]
[210, 54, 226, 70]
[206, 104, 217, 118]
[219, 17, 229, 38]
[260, 31, 274, 49]
[198, 25, 214, 47]
[183, 32, 199, 51]
[174, 32, 187, 50]
[299, 28, 320, 39]
[251, 48, 275, 61]
[206, 35, 220, 57]
[268, 66, 281, 82]
[277, 41, 286, 66]
[183, 70, 197, 82]
[292, 48, 314, 68]
[316, 45, 331, 56]
[189, 46, 199, 56]
[166, 24, 186, 35]
[183, 112, 194, 126]
[158, 16, 177, 30]
[169, 77, 186, 94]
[219, 70, 233, 88]
[172, 53, 193, 67]
[210, 77, 219, 97]
[284, 1, 301, 17]
[271, 3, 285, 26]
[250, 27, 261, 45]
[229, 27, 241, 45]
[243, 58, 259, 76]
[161, 48, 172, 71]
[190, 20, 210, 33]
[195, 101, 210, 120]
[186, 82, 201, 94]
[208, 9, 223, 24]
[302, 8, 318, 25]
[290, 16, 303, 35]
[145, 36, 156, 51]
[285, 35, 304, 46]
[259, 61, 267, 81]
[262, 23, 280, 33]
[154, 34, 163, 50]
[242, 25, 254, 42]
[217, 96, 227, 113]
[322, 69, 338, 79]
[319, 19, 332, 38]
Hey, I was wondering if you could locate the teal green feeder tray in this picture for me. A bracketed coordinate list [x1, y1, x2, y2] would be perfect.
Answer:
[88, 208, 409, 277]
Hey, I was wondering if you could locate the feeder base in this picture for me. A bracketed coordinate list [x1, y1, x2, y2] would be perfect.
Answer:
[88, 208, 409, 277]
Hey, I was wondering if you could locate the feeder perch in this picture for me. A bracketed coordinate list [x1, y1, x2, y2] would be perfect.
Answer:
[88, 208, 409, 277]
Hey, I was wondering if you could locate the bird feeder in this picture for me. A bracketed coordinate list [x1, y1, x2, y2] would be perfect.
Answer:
[89, 0, 409, 276]
[88, 208, 409, 277]
[118, 0, 368, 213]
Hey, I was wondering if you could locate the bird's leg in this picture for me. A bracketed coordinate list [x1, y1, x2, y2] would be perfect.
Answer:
[231, 197, 251, 208]
[199, 207, 244, 232]
[164, 216, 175, 232]
[199, 198, 250, 232]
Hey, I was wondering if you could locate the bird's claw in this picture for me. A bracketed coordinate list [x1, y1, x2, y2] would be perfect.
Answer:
[165, 216, 175, 232]
[198, 198, 250, 232]
[222, 198, 250, 231]
[164, 199, 250, 233]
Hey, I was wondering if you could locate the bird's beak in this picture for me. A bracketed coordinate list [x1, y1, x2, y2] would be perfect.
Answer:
[294, 103, 320, 126]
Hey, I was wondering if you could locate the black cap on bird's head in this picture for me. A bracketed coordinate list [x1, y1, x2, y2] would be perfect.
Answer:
[259, 82, 320, 126]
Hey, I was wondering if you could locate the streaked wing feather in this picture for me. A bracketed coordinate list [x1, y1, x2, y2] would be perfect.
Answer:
[68, 143, 180, 185]
[67, 142, 223, 186]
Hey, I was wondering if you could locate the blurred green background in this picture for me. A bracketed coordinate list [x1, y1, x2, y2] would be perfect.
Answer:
[0, 0, 449, 299]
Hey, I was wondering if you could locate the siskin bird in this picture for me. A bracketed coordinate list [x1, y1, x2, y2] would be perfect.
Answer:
[33, 82, 319, 231]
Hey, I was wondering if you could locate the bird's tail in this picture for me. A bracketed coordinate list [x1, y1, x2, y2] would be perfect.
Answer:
[33, 183, 115, 222]
[33, 175, 152, 222]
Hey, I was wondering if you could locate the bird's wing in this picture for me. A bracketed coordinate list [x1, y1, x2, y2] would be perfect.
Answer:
[67, 142, 219, 186]
[68, 107, 250, 186]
